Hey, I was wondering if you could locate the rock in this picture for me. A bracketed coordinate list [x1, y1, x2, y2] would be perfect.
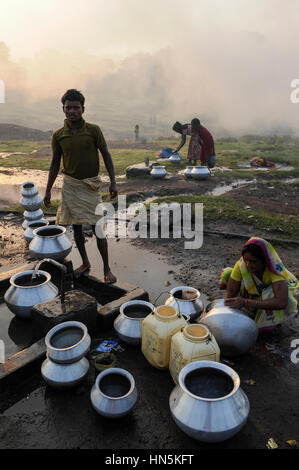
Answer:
[125, 163, 152, 178]
[31, 290, 98, 339]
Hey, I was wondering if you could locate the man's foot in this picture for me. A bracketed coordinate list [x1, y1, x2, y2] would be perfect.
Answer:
[104, 270, 117, 284]
[74, 264, 91, 279]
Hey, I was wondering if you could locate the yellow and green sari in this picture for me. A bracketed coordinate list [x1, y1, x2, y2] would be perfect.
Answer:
[220, 237, 299, 329]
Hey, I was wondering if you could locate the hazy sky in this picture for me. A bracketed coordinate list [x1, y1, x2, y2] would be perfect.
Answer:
[1, 0, 299, 137]
[2, 0, 298, 60]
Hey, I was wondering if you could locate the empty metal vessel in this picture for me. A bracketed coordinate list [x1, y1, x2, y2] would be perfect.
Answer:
[114, 300, 154, 345]
[20, 182, 43, 211]
[199, 299, 259, 357]
[21, 181, 38, 198]
[165, 286, 203, 321]
[90, 368, 138, 418]
[169, 360, 250, 442]
[45, 321, 91, 364]
[23, 208, 44, 222]
[190, 166, 210, 180]
[4, 270, 59, 319]
[183, 166, 194, 179]
[24, 220, 49, 244]
[41, 321, 91, 388]
[29, 225, 72, 260]
[150, 165, 166, 179]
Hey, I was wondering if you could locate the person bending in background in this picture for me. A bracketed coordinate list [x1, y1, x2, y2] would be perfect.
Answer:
[220, 237, 299, 333]
[172, 118, 216, 170]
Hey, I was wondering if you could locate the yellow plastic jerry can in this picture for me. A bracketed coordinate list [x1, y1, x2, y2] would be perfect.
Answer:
[141, 305, 187, 370]
[169, 323, 220, 384]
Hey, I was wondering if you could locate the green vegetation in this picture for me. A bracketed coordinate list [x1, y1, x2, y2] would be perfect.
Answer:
[8, 200, 61, 214]
[148, 194, 299, 240]
[0, 134, 298, 178]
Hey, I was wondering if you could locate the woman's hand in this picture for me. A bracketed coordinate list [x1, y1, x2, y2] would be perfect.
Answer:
[225, 297, 245, 309]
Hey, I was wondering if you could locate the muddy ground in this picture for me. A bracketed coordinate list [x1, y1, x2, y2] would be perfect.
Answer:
[0, 174, 299, 451]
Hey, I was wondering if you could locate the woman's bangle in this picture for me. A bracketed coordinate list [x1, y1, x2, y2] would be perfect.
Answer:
[244, 298, 248, 308]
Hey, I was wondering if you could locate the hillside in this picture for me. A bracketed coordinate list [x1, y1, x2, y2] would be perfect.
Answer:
[0, 123, 52, 141]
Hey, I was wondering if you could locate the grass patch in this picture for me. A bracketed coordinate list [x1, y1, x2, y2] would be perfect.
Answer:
[0, 135, 298, 178]
[8, 200, 61, 214]
[148, 194, 299, 240]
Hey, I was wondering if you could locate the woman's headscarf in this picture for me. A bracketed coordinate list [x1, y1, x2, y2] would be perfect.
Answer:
[239, 237, 299, 295]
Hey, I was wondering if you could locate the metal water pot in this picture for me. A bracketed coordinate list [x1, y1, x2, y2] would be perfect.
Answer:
[190, 166, 210, 180]
[169, 360, 250, 442]
[199, 299, 259, 357]
[41, 321, 91, 388]
[20, 181, 38, 198]
[29, 225, 72, 260]
[4, 270, 59, 319]
[24, 220, 49, 244]
[184, 166, 194, 179]
[169, 153, 181, 163]
[165, 286, 203, 321]
[90, 368, 138, 418]
[23, 208, 44, 222]
[114, 300, 154, 345]
[150, 165, 166, 179]
[20, 182, 43, 211]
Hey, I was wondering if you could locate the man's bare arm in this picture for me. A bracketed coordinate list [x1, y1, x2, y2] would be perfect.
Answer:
[99, 145, 118, 198]
[44, 153, 62, 207]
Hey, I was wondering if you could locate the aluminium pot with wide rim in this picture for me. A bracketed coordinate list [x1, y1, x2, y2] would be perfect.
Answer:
[190, 166, 210, 180]
[29, 225, 72, 260]
[169, 360, 250, 442]
[4, 269, 59, 319]
[41, 321, 91, 388]
[165, 286, 203, 321]
[20, 182, 43, 211]
[24, 220, 49, 244]
[114, 300, 155, 345]
[150, 165, 167, 179]
[90, 367, 138, 418]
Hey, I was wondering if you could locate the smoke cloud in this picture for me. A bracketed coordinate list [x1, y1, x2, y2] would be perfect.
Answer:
[0, 0, 298, 139]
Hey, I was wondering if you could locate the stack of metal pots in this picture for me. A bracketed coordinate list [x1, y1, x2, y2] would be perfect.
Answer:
[20, 182, 46, 230]
[41, 321, 91, 388]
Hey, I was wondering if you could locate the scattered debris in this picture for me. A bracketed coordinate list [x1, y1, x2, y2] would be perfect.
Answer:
[286, 440, 298, 448]
[222, 359, 235, 366]
[243, 379, 255, 386]
[266, 437, 278, 449]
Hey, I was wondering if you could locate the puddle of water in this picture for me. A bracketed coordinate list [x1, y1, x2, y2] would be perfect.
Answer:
[69, 235, 185, 305]
[0, 302, 33, 358]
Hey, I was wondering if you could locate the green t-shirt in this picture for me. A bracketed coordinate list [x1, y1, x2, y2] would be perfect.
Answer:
[51, 119, 107, 180]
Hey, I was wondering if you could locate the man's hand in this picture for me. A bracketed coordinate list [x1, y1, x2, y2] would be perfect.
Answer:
[109, 182, 118, 199]
[44, 191, 51, 208]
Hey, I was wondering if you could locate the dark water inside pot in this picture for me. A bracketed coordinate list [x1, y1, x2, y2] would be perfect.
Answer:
[124, 304, 152, 319]
[100, 374, 131, 398]
[14, 273, 47, 287]
[185, 368, 234, 399]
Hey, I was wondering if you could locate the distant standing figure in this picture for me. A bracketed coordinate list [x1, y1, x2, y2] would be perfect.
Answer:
[135, 125, 139, 141]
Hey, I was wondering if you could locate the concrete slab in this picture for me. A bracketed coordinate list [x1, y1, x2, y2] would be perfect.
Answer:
[31, 290, 98, 338]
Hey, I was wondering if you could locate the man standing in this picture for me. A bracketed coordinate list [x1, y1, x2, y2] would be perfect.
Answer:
[44, 89, 117, 283]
